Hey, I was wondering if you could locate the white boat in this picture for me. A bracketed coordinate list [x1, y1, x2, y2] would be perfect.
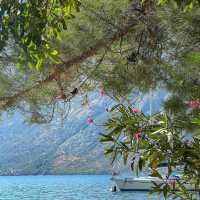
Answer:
[111, 176, 196, 191]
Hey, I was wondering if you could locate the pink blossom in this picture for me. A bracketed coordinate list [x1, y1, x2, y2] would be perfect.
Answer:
[189, 100, 199, 109]
[100, 89, 106, 96]
[134, 132, 142, 141]
[132, 108, 140, 113]
[87, 117, 94, 125]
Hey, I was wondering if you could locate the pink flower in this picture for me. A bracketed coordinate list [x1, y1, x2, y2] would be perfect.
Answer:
[87, 117, 94, 125]
[132, 108, 140, 113]
[100, 89, 106, 96]
[134, 132, 142, 141]
[189, 100, 199, 109]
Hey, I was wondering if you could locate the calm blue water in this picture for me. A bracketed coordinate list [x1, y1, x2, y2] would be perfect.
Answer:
[0, 175, 162, 200]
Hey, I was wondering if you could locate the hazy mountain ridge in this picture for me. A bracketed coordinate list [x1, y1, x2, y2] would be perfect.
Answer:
[0, 90, 165, 175]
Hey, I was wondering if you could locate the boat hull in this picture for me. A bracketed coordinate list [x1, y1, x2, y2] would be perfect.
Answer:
[112, 177, 196, 191]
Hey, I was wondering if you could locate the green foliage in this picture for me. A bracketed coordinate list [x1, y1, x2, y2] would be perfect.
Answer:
[157, 0, 200, 10]
[183, 51, 200, 65]
[0, 0, 81, 70]
[101, 104, 200, 199]
[0, 0, 199, 71]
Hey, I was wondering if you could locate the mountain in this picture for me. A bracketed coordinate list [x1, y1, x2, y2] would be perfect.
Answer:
[0, 90, 166, 175]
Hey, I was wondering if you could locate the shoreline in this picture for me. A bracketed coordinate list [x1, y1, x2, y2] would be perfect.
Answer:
[0, 173, 111, 177]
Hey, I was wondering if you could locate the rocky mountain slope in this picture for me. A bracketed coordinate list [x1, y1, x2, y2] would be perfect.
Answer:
[0, 90, 166, 175]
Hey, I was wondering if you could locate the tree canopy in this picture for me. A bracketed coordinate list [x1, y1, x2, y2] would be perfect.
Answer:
[0, 0, 81, 69]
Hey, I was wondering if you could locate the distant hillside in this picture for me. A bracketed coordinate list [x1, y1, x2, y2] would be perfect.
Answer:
[0, 90, 166, 175]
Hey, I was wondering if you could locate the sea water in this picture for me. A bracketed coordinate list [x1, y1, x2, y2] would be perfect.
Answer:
[0, 175, 170, 200]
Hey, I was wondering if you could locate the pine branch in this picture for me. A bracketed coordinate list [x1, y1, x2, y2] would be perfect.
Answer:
[0, 20, 137, 110]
